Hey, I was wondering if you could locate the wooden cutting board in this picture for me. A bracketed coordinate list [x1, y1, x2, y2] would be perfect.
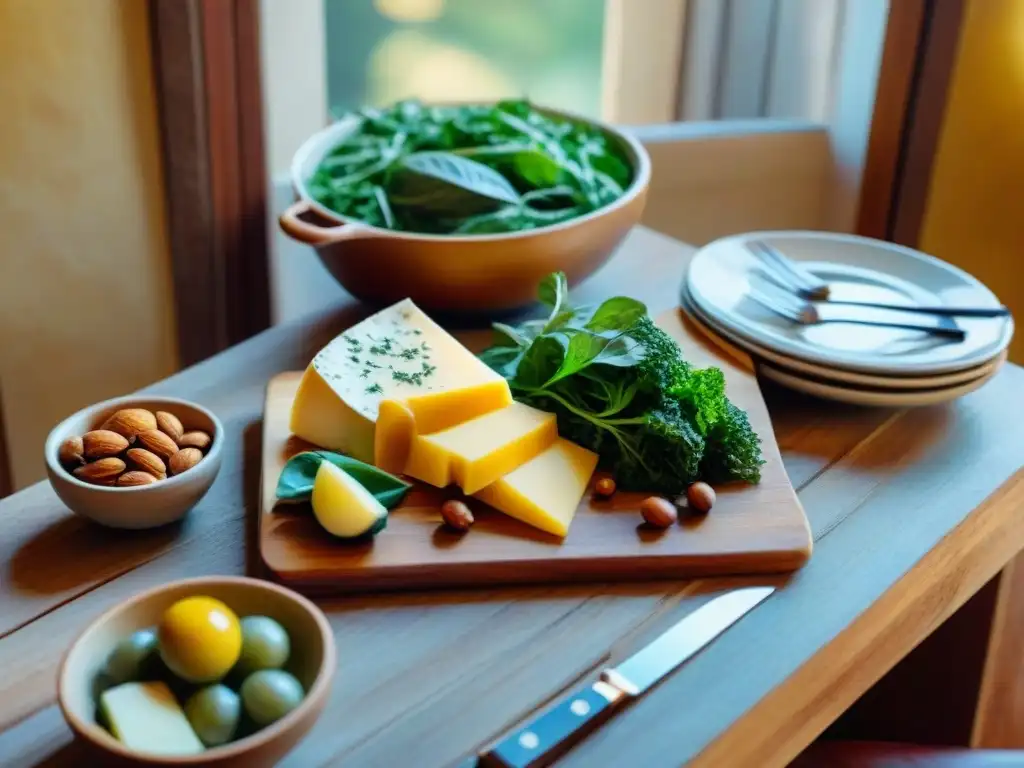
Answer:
[259, 309, 811, 592]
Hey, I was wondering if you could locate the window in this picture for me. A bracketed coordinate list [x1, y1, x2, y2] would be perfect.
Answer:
[324, 0, 606, 120]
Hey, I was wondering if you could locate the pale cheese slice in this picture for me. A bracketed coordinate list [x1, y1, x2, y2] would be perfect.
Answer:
[290, 299, 511, 463]
[474, 438, 599, 537]
[401, 401, 557, 494]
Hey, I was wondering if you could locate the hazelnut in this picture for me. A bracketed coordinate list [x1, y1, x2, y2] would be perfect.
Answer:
[440, 499, 474, 531]
[640, 496, 677, 528]
[686, 482, 716, 514]
[594, 475, 617, 497]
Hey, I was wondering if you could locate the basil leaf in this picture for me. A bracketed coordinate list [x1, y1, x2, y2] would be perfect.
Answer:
[275, 451, 410, 508]
[592, 334, 645, 367]
[479, 345, 524, 379]
[586, 297, 647, 333]
[389, 151, 520, 215]
[513, 149, 563, 187]
[514, 335, 565, 388]
[538, 271, 567, 310]
[492, 322, 530, 349]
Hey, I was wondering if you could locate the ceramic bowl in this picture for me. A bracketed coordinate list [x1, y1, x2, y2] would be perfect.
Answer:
[45, 395, 224, 529]
[279, 104, 650, 312]
[59, 576, 336, 768]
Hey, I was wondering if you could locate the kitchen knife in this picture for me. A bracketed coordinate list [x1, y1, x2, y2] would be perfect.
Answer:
[471, 586, 774, 768]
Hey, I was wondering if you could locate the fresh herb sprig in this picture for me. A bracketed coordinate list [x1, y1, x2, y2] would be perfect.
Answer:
[308, 99, 633, 236]
[479, 273, 764, 493]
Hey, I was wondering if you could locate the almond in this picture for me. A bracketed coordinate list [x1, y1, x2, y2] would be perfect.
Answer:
[101, 408, 157, 440]
[136, 429, 179, 461]
[155, 411, 184, 444]
[117, 470, 159, 487]
[73, 457, 125, 486]
[82, 429, 130, 460]
[58, 436, 85, 467]
[178, 430, 212, 452]
[126, 448, 167, 478]
[169, 447, 203, 476]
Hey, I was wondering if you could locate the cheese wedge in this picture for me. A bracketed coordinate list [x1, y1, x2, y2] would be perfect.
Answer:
[99, 681, 204, 756]
[401, 402, 557, 494]
[475, 438, 599, 537]
[290, 300, 511, 463]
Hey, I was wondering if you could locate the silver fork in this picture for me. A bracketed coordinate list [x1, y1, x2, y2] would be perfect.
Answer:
[746, 240, 831, 300]
[746, 239, 1010, 318]
[748, 279, 967, 341]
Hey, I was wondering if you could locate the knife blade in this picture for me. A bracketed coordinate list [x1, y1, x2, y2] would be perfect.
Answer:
[473, 586, 774, 768]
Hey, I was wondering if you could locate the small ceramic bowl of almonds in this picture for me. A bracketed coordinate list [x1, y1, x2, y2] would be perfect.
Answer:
[45, 396, 224, 529]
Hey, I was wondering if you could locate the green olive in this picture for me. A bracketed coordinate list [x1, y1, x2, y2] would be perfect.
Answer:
[236, 616, 290, 676]
[185, 684, 241, 747]
[240, 670, 304, 726]
[104, 629, 158, 684]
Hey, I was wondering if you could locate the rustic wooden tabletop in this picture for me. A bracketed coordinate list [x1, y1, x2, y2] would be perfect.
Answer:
[1, 228, 1022, 767]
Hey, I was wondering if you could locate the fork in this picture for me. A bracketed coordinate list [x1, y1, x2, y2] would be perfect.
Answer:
[746, 240, 831, 300]
[747, 281, 967, 341]
[746, 239, 1010, 318]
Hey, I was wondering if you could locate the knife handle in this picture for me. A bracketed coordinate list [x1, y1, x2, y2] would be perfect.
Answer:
[478, 680, 628, 768]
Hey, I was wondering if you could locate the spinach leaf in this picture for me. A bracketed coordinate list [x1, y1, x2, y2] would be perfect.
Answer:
[389, 152, 521, 215]
[586, 297, 646, 333]
[307, 100, 634, 235]
[479, 273, 765, 494]
[276, 451, 411, 508]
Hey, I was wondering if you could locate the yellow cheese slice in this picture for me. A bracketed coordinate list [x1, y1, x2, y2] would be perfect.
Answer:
[474, 438, 599, 537]
[400, 402, 557, 494]
[290, 299, 511, 463]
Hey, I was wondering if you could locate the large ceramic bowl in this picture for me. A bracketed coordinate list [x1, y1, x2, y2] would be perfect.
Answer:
[59, 576, 336, 768]
[279, 105, 650, 312]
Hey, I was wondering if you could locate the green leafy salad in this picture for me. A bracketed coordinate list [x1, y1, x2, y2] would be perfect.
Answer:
[479, 274, 764, 494]
[308, 99, 633, 236]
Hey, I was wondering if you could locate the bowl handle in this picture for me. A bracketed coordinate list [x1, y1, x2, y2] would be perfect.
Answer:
[279, 201, 376, 245]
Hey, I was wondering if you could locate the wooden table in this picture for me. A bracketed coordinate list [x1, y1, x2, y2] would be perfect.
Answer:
[2, 228, 1023, 767]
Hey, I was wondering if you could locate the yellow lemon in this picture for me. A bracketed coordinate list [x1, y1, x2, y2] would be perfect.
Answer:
[158, 597, 242, 683]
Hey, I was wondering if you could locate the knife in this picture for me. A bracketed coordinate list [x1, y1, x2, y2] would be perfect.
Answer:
[468, 586, 774, 768]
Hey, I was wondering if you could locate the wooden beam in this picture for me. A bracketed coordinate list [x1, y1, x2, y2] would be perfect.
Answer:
[855, 0, 927, 240]
[149, 0, 270, 366]
[855, 0, 967, 246]
[889, 0, 968, 247]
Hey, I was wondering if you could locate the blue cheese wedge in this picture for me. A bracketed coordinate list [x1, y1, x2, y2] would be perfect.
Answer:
[99, 681, 204, 756]
[289, 299, 511, 463]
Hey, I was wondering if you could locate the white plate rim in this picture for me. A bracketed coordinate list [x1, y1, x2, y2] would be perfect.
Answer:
[757, 361, 1000, 407]
[687, 230, 1014, 375]
[681, 282, 1007, 390]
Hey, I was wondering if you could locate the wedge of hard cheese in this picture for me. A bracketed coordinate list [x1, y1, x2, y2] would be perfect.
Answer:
[475, 438, 599, 537]
[290, 300, 511, 463]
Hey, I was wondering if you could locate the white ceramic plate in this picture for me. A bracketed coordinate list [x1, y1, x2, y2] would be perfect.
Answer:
[687, 231, 1014, 376]
[757, 361, 1000, 407]
[681, 282, 1007, 390]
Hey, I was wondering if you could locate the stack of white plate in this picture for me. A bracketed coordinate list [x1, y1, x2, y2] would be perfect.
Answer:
[683, 231, 1014, 406]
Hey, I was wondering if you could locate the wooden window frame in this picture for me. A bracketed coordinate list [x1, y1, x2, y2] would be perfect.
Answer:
[149, 0, 271, 366]
[855, 0, 968, 246]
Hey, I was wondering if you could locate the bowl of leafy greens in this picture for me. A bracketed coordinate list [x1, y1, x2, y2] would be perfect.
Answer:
[280, 99, 650, 312]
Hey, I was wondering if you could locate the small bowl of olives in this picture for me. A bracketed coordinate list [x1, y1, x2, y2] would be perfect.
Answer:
[58, 576, 335, 767]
